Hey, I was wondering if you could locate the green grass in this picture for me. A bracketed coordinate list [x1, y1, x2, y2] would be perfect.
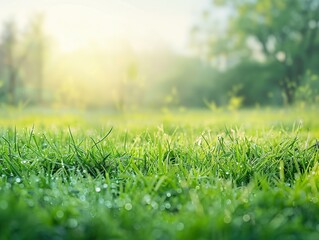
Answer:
[0, 108, 319, 239]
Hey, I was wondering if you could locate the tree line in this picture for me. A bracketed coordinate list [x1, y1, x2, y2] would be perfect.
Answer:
[192, 0, 319, 106]
[1, 1, 318, 110]
[0, 14, 46, 106]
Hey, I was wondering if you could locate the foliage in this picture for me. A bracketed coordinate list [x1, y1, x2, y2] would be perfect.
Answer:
[194, 0, 319, 105]
[295, 71, 319, 106]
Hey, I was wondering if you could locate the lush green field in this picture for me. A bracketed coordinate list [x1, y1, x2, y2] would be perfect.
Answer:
[0, 108, 319, 239]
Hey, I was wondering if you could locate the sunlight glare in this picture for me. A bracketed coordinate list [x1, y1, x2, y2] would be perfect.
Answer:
[44, 2, 159, 52]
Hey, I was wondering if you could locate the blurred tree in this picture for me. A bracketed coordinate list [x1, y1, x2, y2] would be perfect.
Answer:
[0, 20, 25, 105]
[194, 0, 319, 104]
[23, 14, 47, 104]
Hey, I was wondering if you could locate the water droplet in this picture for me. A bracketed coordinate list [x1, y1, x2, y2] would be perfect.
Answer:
[15, 177, 21, 183]
[27, 199, 34, 207]
[56, 210, 64, 219]
[143, 195, 151, 204]
[166, 192, 171, 198]
[151, 201, 158, 209]
[165, 202, 171, 209]
[124, 203, 132, 211]
[95, 187, 101, 193]
[243, 214, 251, 222]
[105, 201, 112, 208]
[103, 183, 108, 189]
[224, 215, 231, 223]
[68, 218, 78, 228]
[176, 222, 184, 231]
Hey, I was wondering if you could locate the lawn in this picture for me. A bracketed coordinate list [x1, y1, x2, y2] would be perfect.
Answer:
[0, 108, 319, 239]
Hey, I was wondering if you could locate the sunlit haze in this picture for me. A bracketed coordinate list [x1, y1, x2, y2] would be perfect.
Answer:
[0, 0, 207, 53]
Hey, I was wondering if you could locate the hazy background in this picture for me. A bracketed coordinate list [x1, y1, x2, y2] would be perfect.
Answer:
[0, 0, 318, 111]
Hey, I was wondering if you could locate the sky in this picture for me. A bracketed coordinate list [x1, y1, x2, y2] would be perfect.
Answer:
[0, 0, 209, 53]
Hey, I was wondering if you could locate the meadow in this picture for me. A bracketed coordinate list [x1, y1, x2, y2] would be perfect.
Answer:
[0, 108, 319, 239]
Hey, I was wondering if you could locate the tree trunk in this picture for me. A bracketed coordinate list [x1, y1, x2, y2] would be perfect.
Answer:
[8, 69, 17, 105]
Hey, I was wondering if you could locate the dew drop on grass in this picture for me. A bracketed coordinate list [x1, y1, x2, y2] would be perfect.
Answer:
[176, 222, 184, 231]
[224, 215, 232, 224]
[124, 203, 133, 211]
[67, 218, 78, 228]
[95, 187, 101, 193]
[103, 184, 108, 189]
[151, 201, 158, 210]
[27, 199, 34, 207]
[105, 201, 112, 208]
[143, 195, 151, 204]
[56, 210, 64, 219]
[15, 177, 22, 183]
[243, 214, 251, 222]
[166, 192, 171, 198]
[165, 202, 171, 209]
